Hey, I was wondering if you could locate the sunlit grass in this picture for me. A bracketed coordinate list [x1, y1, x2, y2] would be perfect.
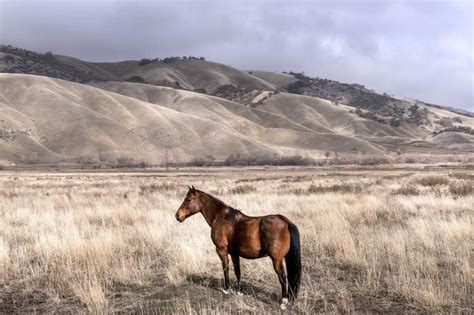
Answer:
[0, 169, 472, 313]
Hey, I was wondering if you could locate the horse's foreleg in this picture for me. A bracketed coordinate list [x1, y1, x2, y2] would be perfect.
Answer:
[216, 246, 230, 294]
[272, 258, 289, 309]
[231, 254, 243, 295]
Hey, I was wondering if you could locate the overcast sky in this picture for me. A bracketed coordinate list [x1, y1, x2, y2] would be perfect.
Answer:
[0, 0, 472, 111]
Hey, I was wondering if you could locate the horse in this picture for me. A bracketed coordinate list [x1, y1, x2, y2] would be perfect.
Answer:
[175, 186, 301, 310]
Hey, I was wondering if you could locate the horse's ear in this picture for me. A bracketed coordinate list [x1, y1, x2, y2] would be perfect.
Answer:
[191, 185, 195, 190]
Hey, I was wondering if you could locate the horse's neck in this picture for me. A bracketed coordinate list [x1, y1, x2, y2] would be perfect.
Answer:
[200, 193, 227, 226]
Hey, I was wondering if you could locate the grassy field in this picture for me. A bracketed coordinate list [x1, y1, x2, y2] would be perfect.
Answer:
[0, 167, 472, 313]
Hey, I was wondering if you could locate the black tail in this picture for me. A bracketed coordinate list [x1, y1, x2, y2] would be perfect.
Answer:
[285, 223, 301, 301]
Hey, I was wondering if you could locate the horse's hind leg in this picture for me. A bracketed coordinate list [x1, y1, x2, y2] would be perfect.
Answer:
[216, 246, 230, 294]
[231, 254, 243, 295]
[272, 257, 288, 309]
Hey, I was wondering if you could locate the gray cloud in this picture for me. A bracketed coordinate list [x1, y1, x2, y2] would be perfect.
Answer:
[0, 0, 472, 110]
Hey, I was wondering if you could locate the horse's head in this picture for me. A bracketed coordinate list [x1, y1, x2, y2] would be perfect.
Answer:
[175, 186, 203, 222]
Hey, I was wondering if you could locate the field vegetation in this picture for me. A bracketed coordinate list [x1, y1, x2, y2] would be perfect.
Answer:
[0, 167, 472, 313]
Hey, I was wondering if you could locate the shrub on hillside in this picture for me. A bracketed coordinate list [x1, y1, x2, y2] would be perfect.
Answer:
[193, 88, 207, 94]
[4, 54, 15, 63]
[286, 79, 311, 94]
[139, 58, 152, 66]
[390, 117, 401, 127]
[125, 76, 145, 83]
[355, 108, 386, 124]
[436, 117, 454, 128]
[406, 104, 429, 125]
[432, 125, 474, 136]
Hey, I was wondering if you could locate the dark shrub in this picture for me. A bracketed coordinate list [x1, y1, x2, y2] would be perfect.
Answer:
[391, 184, 420, 196]
[223, 154, 315, 167]
[4, 54, 15, 63]
[139, 183, 176, 195]
[126, 76, 145, 83]
[228, 185, 256, 194]
[415, 176, 449, 187]
[390, 117, 401, 127]
[287, 79, 311, 94]
[436, 117, 453, 128]
[193, 88, 207, 94]
[449, 182, 474, 197]
[433, 125, 474, 136]
[305, 183, 364, 194]
[139, 58, 152, 66]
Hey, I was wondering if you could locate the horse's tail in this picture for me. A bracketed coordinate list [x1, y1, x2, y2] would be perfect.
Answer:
[285, 223, 301, 301]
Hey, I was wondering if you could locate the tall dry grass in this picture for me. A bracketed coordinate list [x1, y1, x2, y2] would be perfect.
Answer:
[0, 169, 472, 313]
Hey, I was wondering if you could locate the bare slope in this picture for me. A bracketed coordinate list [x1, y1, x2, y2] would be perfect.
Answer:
[96, 59, 276, 93]
[249, 70, 297, 88]
[259, 93, 474, 153]
[91, 81, 474, 155]
[91, 81, 386, 155]
[0, 74, 275, 164]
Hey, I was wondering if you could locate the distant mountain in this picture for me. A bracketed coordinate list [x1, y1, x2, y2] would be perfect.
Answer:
[0, 45, 473, 166]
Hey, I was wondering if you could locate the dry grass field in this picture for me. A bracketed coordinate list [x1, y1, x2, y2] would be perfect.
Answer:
[0, 166, 472, 313]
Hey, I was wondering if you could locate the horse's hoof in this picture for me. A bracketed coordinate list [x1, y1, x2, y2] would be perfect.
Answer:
[222, 288, 230, 295]
[280, 298, 289, 310]
[236, 291, 243, 296]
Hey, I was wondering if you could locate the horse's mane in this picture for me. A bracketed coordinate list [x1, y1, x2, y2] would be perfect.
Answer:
[194, 189, 228, 208]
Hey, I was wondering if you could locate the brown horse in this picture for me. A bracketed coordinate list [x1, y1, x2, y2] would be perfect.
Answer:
[175, 186, 301, 309]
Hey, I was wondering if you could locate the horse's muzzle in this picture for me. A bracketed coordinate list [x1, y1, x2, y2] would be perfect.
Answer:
[175, 213, 183, 222]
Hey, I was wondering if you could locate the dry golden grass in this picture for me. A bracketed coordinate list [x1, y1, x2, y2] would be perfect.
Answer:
[0, 168, 472, 313]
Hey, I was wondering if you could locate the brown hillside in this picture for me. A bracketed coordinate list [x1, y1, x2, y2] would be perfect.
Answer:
[91, 81, 387, 156]
[98, 59, 277, 93]
[0, 74, 276, 165]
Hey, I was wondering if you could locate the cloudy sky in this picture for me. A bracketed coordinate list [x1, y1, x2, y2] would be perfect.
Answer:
[0, 0, 472, 111]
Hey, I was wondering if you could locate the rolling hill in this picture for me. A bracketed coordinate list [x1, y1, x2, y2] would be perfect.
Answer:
[0, 45, 473, 166]
[0, 74, 275, 165]
[0, 45, 275, 93]
[90, 81, 386, 155]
